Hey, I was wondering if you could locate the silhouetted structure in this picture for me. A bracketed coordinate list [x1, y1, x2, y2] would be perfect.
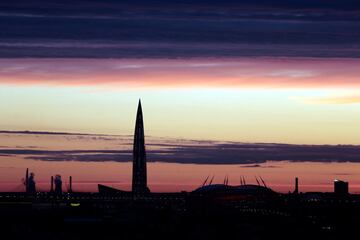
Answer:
[98, 184, 128, 194]
[27, 172, 36, 194]
[294, 177, 299, 194]
[69, 176, 73, 193]
[132, 100, 149, 194]
[24, 168, 36, 194]
[50, 176, 54, 192]
[4, 100, 360, 240]
[334, 179, 348, 195]
[25, 168, 28, 192]
[193, 183, 277, 199]
[54, 175, 62, 194]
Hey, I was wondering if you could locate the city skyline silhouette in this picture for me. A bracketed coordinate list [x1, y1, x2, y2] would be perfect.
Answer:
[1, 1, 360, 239]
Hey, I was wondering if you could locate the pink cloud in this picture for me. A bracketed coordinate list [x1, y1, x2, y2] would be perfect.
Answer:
[1, 58, 360, 89]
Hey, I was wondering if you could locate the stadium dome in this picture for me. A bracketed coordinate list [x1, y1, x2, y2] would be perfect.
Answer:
[193, 184, 277, 197]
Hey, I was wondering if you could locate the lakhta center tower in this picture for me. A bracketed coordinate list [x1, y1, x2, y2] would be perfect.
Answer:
[132, 100, 150, 194]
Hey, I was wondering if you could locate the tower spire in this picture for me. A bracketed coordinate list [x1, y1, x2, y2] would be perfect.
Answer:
[132, 100, 149, 194]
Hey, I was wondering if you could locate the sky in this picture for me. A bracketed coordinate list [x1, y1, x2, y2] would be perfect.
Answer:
[1, 133, 360, 193]
[1, 0, 360, 145]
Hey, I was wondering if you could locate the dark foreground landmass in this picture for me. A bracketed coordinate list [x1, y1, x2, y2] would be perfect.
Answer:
[0, 191, 359, 240]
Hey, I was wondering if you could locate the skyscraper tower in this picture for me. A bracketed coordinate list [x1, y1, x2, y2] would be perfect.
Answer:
[132, 100, 149, 194]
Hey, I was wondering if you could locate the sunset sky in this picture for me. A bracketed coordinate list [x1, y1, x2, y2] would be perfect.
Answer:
[1, 0, 360, 194]
[1, 0, 360, 145]
[1, 57, 360, 145]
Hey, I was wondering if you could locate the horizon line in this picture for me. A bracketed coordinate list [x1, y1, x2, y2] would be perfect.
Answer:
[1, 129, 359, 147]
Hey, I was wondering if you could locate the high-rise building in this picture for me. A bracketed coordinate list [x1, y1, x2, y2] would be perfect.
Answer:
[132, 100, 150, 194]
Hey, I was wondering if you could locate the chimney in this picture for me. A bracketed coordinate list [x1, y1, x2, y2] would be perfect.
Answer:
[294, 177, 299, 194]
[25, 168, 29, 193]
[69, 176, 72, 193]
[50, 176, 54, 192]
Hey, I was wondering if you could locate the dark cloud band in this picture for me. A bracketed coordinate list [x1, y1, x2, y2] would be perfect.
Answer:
[0, 1, 359, 58]
[2, 142, 360, 164]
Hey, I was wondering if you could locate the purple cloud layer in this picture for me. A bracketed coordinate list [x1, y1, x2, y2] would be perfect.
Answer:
[1, 131, 360, 164]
